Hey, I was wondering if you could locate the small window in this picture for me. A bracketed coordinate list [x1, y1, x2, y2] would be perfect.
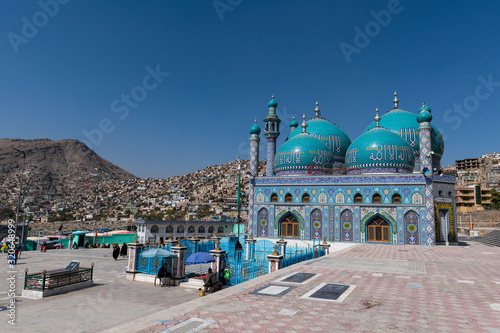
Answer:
[302, 193, 310, 203]
[166, 225, 173, 234]
[439, 191, 443, 196]
[354, 193, 363, 203]
[217, 226, 224, 233]
[285, 193, 293, 202]
[392, 193, 402, 204]
[372, 193, 382, 204]
[448, 191, 453, 197]
[198, 226, 205, 233]
[208, 226, 214, 233]
[188, 226, 195, 233]
[177, 225, 184, 233]
[270, 193, 278, 202]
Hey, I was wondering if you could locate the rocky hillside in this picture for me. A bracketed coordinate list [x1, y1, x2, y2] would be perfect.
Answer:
[0, 139, 135, 193]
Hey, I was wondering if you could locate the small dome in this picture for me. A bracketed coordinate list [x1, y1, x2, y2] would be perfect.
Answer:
[419, 104, 431, 112]
[268, 95, 278, 108]
[275, 133, 334, 176]
[345, 127, 415, 174]
[249, 121, 261, 135]
[417, 110, 432, 123]
[288, 118, 351, 163]
[289, 118, 298, 128]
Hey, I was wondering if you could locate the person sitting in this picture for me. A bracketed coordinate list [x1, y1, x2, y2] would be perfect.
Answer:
[157, 263, 172, 287]
[203, 268, 217, 293]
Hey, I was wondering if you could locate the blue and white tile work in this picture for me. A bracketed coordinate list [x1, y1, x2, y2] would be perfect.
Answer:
[247, 94, 456, 246]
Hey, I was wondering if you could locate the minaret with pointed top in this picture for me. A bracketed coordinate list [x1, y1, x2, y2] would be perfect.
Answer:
[263, 94, 281, 176]
[393, 91, 399, 109]
[249, 118, 261, 177]
[417, 102, 433, 175]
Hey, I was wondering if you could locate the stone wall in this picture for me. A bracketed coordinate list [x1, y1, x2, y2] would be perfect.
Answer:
[456, 210, 500, 228]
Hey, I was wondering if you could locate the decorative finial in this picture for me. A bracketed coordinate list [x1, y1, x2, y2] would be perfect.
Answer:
[272, 94, 275, 100]
[254, 118, 257, 124]
[301, 114, 308, 133]
[271, 244, 279, 256]
[375, 108, 381, 127]
[314, 101, 320, 118]
[393, 91, 399, 109]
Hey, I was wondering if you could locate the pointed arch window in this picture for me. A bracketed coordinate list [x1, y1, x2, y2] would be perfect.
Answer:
[285, 193, 293, 202]
[280, 213, 299, 238]
[367, 216, 390, 242]
[302, 193, 310, 203]
[372, 193, 382, 204]
[354, 193, 363, 203]
[270, 193, 278, 202]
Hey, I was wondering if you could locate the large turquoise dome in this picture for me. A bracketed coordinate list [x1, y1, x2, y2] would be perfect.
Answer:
[288, 118, 351, 163]
[275, 133, 334, 176]
[363, 109, 444, 158]
[345, 127, 415, 174]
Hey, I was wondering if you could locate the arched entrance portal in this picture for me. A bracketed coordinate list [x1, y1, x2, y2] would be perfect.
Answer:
[280, 213, 299, 238]
[366, 216, 391, 243]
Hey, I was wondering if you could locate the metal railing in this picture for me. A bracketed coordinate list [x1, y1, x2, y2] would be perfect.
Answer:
[24, 264, 94, 291]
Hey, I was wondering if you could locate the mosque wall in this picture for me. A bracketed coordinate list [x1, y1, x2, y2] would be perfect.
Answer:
[251, 176, 440, 245]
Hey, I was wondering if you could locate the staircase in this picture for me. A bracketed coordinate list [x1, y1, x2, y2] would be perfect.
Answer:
[475, 230, 500, 247]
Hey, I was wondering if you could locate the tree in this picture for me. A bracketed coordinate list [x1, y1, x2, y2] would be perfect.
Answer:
[490, 190, 500, 210]
[0, 207, 16, 220]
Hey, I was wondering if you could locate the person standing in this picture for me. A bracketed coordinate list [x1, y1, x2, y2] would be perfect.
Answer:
[112, 244, 120, 260]
[120, 243, 128, 257]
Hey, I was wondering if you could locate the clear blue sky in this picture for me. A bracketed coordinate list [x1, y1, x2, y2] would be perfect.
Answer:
[1, 0, 499, 178]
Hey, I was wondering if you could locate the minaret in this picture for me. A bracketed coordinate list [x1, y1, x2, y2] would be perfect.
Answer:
[249, 118, 261, 177]
[417, 103, 433, 175]
[263, 94, 281, 176]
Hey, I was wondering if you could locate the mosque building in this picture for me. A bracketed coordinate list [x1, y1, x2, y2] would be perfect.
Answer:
[247, 93, 456, 245]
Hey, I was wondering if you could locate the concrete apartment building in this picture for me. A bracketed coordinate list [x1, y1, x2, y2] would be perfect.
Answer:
[455, 153, 498, 213]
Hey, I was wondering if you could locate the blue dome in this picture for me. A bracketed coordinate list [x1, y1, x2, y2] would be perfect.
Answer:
[346, 127, 415, 174]
[290, 118, 298, 128]
[288, 118, 351, 163]
[363, 109, 444, 158]
[274, 133, 334, 176]
[268, 98, 278, 108]
[249, 123, 261, 135]
[417, 110, 432, 123]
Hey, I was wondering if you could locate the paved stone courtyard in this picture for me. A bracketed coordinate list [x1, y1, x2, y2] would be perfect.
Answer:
[1, 239, 500, 332]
